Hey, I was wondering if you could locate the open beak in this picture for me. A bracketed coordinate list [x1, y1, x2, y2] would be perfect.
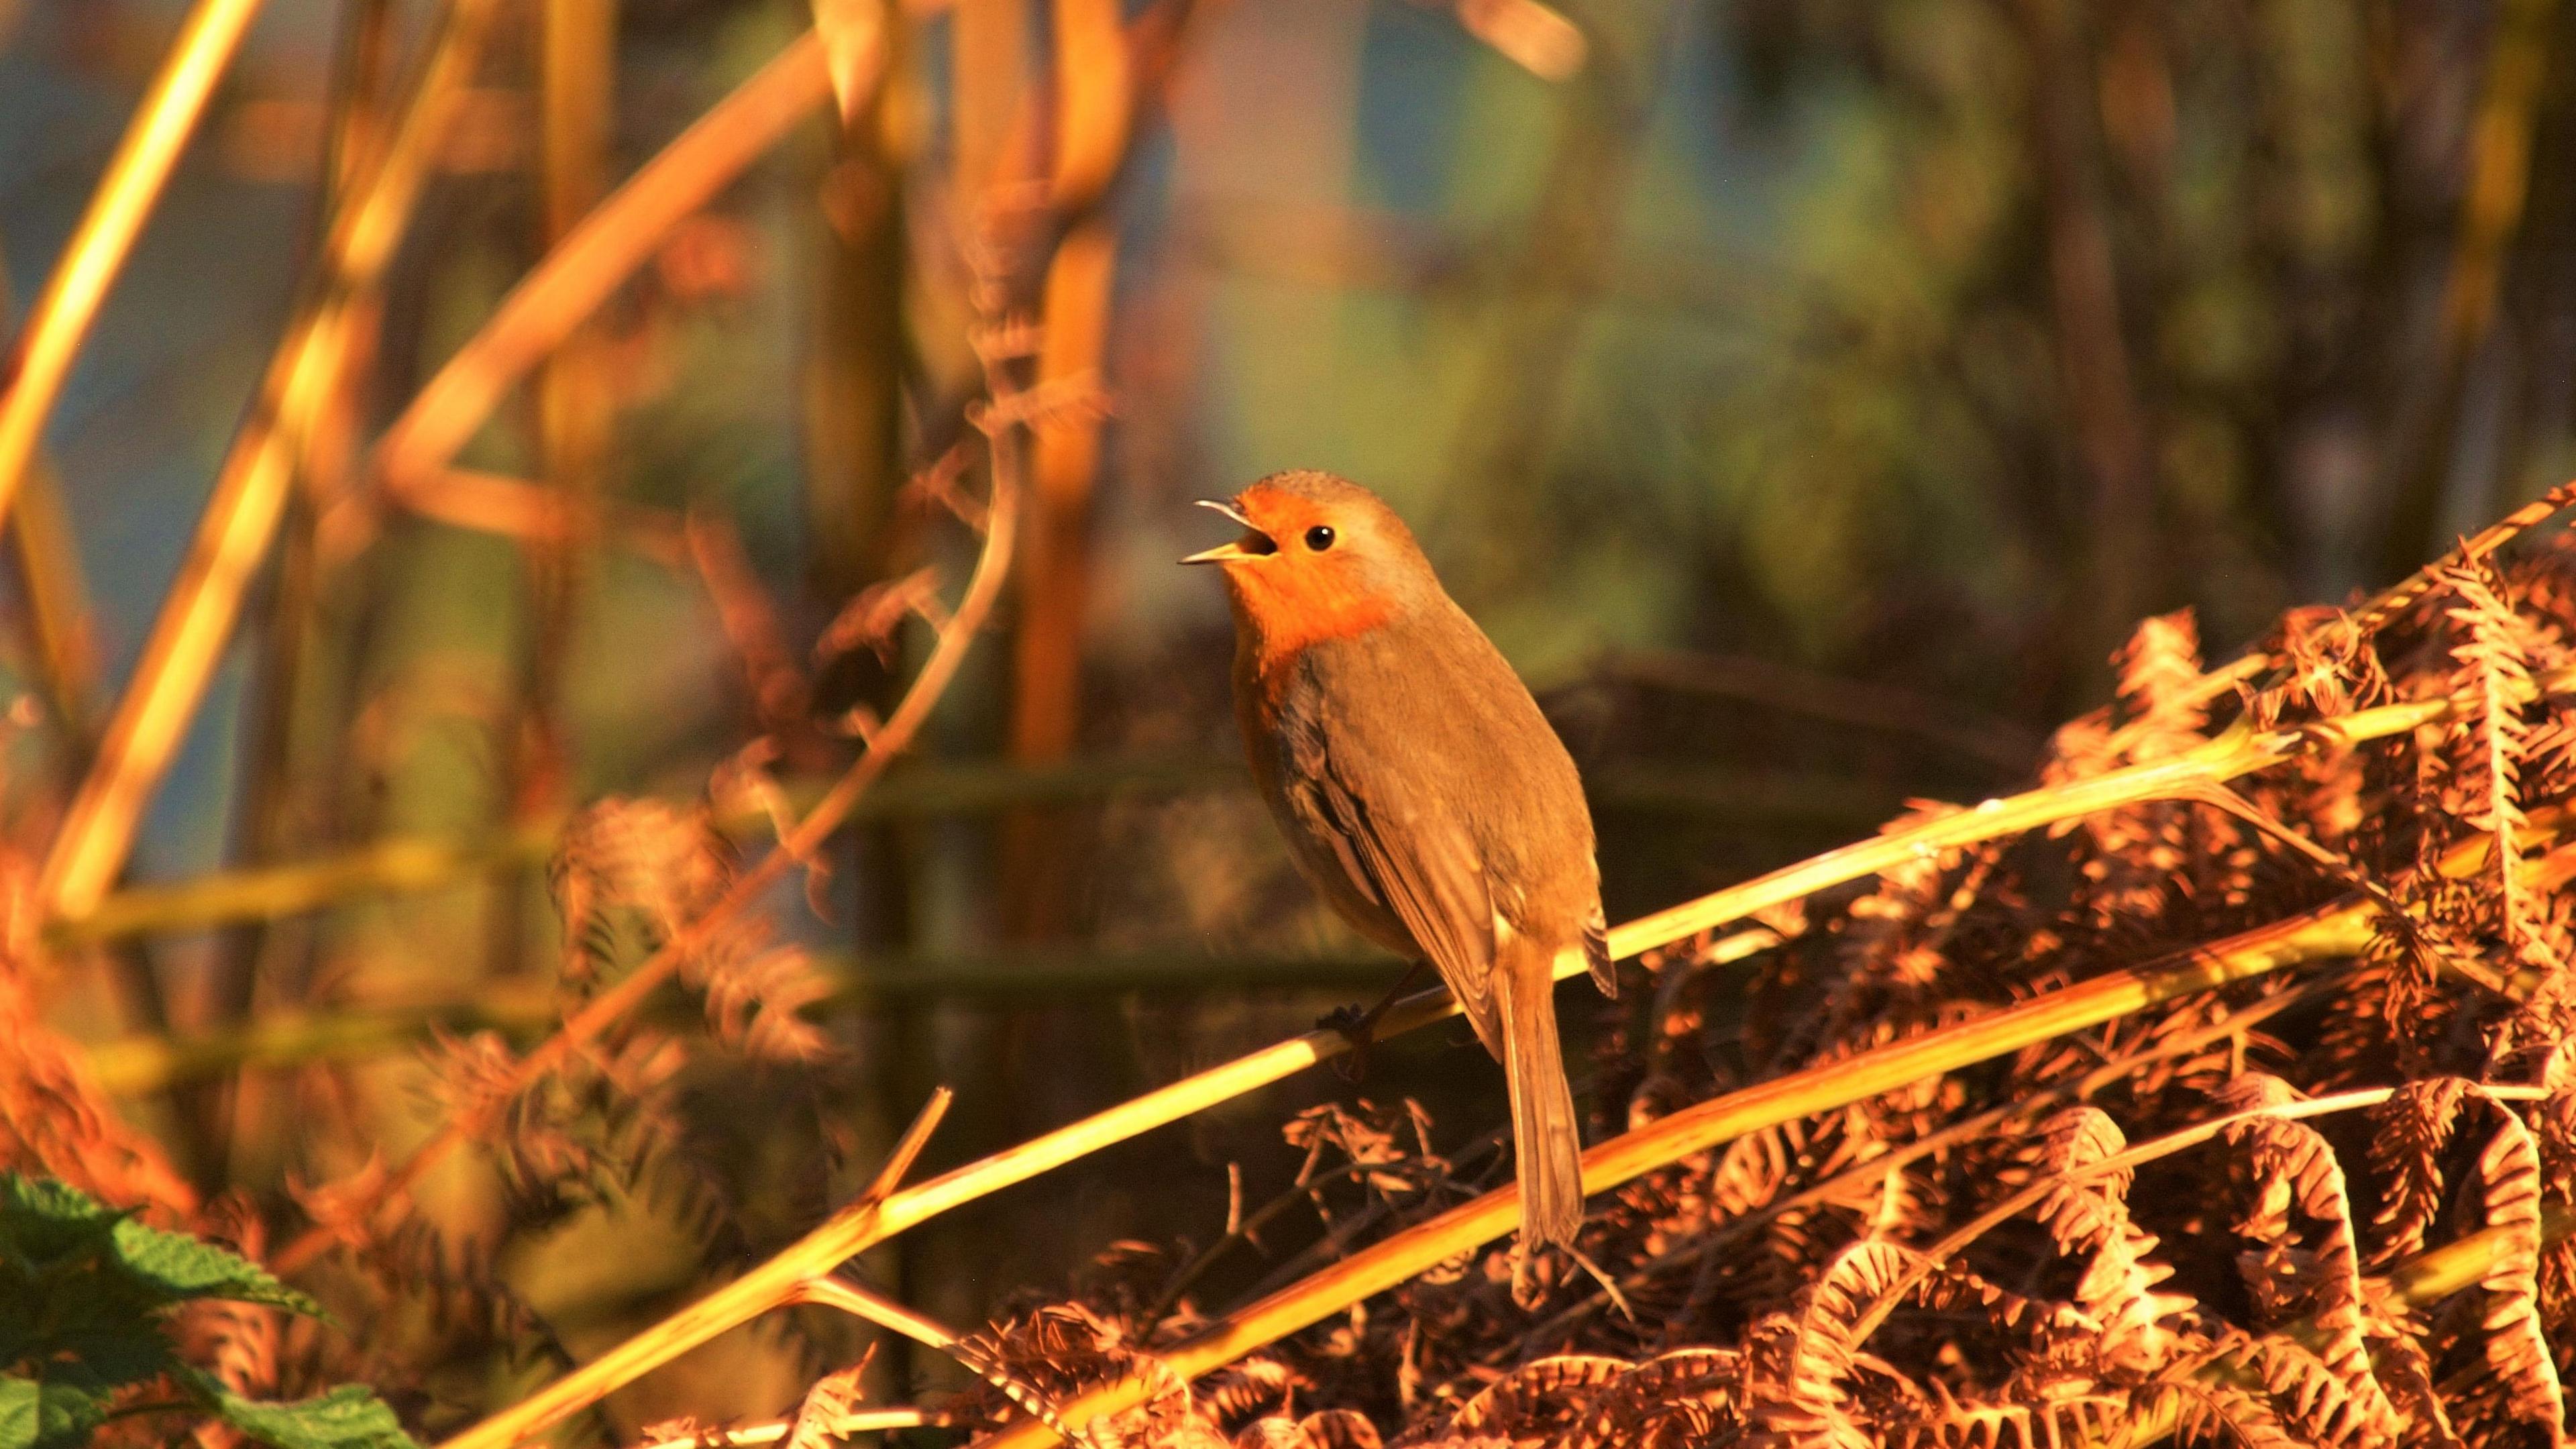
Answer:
[1181, 498, 1272, 564]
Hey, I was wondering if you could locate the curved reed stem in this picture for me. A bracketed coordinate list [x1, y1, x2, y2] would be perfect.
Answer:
[363, 31, 834, 508]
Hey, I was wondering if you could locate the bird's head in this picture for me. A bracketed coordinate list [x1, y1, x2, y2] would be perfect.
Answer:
[1182, 470, 1437, 659]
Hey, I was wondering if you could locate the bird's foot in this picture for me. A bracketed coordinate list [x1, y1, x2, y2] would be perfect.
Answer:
[1318, 1004, 1375, 1082]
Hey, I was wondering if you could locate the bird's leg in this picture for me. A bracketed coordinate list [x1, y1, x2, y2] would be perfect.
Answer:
[1319, 959, 1430, 1082]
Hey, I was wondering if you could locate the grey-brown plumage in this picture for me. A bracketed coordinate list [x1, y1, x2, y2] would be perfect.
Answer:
[1183, 470, 1615, 1248]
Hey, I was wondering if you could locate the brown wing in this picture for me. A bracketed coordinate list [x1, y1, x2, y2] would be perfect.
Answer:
[1583, 900, 1616, 996]
[1291, 767, 1504, 1057]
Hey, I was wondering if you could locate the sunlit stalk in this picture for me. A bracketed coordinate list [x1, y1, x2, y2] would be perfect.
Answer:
[0, 0, 268, 534]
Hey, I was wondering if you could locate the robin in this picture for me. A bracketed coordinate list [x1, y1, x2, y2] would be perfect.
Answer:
[1184, 470, 1615, 1250]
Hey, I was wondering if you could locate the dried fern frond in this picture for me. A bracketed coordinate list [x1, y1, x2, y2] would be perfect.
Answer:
[2436, 563, 2559, 974]
[2212, 1076, 2402, 1442]
[2115, 611, 2212, 762]
[780, 1352, 872, 1449]
[2440, 1090, 2562, 1443]
[1737, 1238, 1925, 1449]
[2027, 1106, 2190, 1375]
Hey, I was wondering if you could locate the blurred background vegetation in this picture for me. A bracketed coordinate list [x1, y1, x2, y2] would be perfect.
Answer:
[5, 0, 2571, 1436]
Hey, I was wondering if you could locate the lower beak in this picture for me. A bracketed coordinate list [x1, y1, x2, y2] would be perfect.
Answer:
[1182, 497, 1263, 565]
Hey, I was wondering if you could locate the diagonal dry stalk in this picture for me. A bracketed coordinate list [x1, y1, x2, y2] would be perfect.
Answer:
[0, 0, 268, 533]
[1616, 674, 2517, 951]
[36, 0, 510, 924]
[630, 1408, 941, 1448]
[359, 28, 841, 522]
[625, 1407, 943, 1449]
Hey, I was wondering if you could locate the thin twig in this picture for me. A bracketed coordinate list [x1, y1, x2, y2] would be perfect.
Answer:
[627, 1407, 945, 1449]
[794, 1274, 960, 1348]
[793, 1276, 1098, 1449]
[272, 419, 1014, 1277]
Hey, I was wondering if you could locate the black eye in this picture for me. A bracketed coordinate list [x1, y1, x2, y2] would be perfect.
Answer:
[1305, 525, 1336, 551]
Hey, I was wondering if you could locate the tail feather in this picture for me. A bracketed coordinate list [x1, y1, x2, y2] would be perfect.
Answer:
[1495, 948, 1585, 1249]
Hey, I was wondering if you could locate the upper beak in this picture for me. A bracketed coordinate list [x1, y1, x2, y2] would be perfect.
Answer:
[1181, 498, 1265, 564]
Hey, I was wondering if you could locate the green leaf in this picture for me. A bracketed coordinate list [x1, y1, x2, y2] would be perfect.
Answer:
[104, 1214, 319, 1316]
[0, 1179, 408, 1449]
[0, 1375, 111, 1449]
[0, 1173, 320, 1371]
[0, 1173, 315, 1317]
[195, 1376, 421, 1449]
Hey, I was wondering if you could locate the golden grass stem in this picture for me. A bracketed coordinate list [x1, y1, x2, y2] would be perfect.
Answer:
[48, 755, 1247, 947]
[629, 1407, 941, 1449]
[863, 1086, 953, 1203]
[1609, 687, 2481, 953]
[0, 0, 268, 535]
[794, 1275, 961, 1349]
[36, 0, 509, 923]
